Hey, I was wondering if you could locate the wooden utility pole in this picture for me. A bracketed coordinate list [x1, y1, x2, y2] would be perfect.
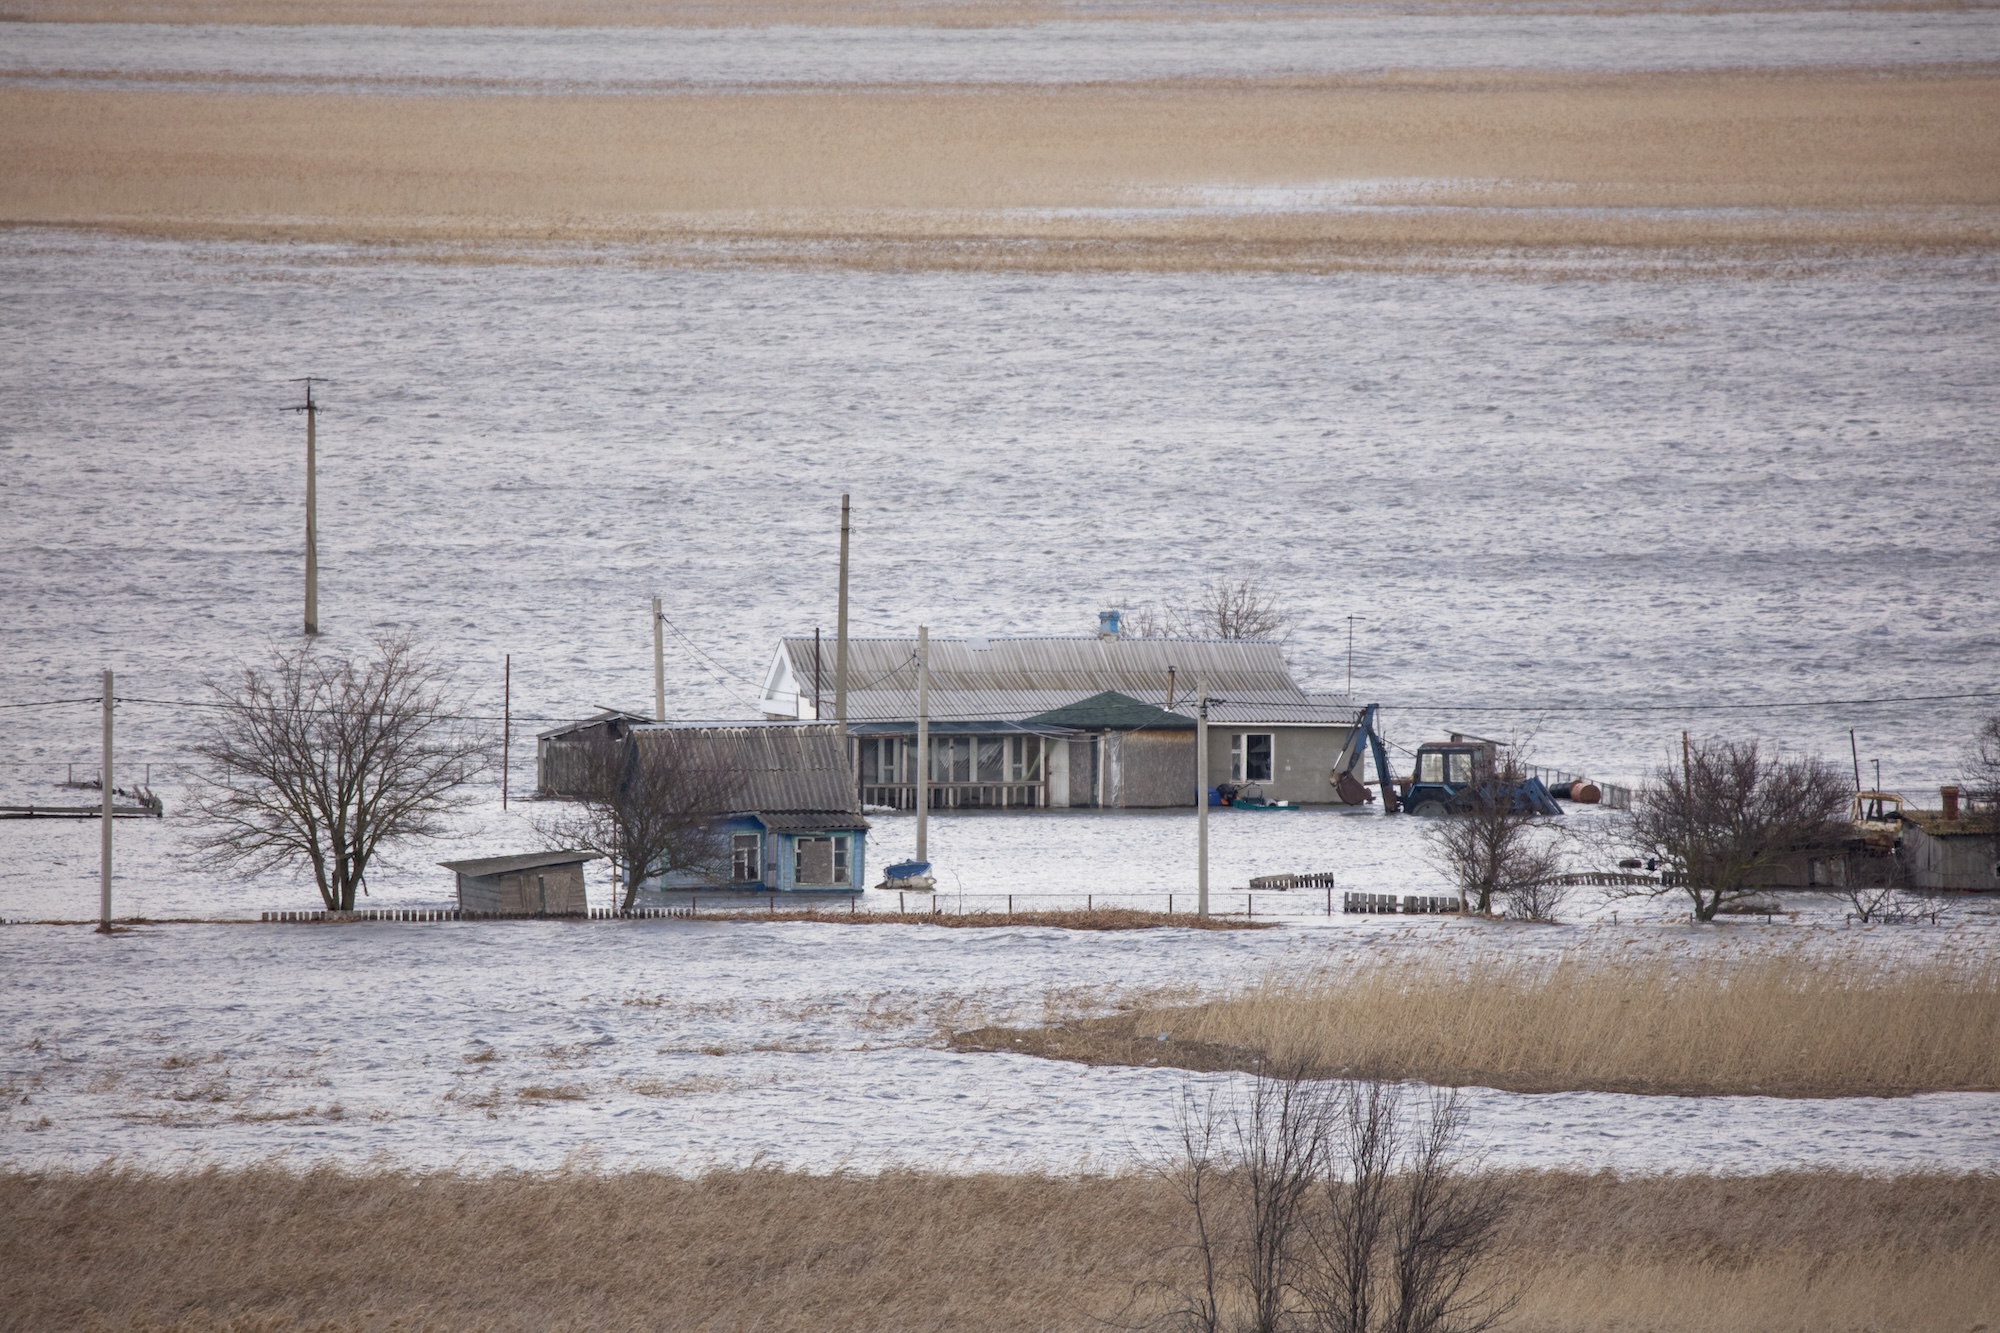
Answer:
[99, 669, 113, 933]
[502, 654, 512, 810]
[1346, 614, 1366, 695]
[287, 379, 323, 636]
[835, 495, 850, 734]
[652, 595, 665, 722]
[813, 627, 823, 720]
[916, 625, 930, 861]
[1197, 680, 1210, 919]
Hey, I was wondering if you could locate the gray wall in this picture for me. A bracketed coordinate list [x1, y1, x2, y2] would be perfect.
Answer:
[1203, 726, 1357, 806]
[458, 863, 589, 915]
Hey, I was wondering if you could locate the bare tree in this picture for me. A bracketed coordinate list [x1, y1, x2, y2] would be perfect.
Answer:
[1185, 577, 1293, 642]
[1620, 737, 1852, 923]
[1165, 1075, 1513, 1333]
[189, 637, 489, 912]
[1421, 755, 1567, 917]
[536, 731, 743, 912]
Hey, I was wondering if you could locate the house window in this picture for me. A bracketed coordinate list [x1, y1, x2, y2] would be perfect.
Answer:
[978, 737, 1007, 782]
[794, 834, 850, 886]
[1231, 733, 1274, 784]
[1007, 735, 1042, 781]
[731, 833, 761, 883]
[860, 738, 905, 785]
[931, 737, 972, 783]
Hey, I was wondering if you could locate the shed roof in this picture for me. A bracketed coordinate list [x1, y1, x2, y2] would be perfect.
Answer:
[440, 849, 602, 877]
[756, 810, 872, 832]
[1025, 691, 1196, 731]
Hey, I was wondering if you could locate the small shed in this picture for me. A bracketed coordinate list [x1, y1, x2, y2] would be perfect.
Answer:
[442, 850, 599, 916]
[1899, 808, 2000, 891]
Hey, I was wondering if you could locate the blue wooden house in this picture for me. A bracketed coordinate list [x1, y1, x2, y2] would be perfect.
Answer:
[632, 720, 868, 888]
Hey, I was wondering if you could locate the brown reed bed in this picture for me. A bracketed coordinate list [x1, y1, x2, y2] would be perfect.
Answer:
[952, 953, 2000, 1097]
[3, 70, 1993, 270]
[1, 1166, 1994, 1332]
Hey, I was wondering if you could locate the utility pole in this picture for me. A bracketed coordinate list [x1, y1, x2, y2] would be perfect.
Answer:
[287, 378, 324, 636]
[813, 627, 823, 720]
[916, 626, 930, 861]
[652, 595, 665, 722]
[835, 495, 850, 735]
[1850, 728, 1863, 794]
[99, 669, 113, 934]
[1197, 680, 1210, 919]
[502, 654, 512, 810]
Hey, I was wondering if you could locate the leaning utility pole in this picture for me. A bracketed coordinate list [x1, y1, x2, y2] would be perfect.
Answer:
[916, 625, 930, 861]
[835, 495, 850, 735]
[652, 595, 666, 722]
[1196, 680, 1210, 919]
[287, 379, 324, 636]
[99, 669, 113, 933]
[502, 654, 512, 810]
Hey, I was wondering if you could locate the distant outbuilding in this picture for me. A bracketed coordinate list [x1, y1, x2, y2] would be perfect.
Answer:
[441, 849, 600, 916]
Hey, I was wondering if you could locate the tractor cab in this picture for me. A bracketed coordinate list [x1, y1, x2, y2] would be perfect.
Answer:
[1404, 739, 1498, 817]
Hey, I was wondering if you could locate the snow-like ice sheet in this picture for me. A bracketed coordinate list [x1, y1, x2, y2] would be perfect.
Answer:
[2, 12, 1995, 92]
[6, 919, 1997, 1176]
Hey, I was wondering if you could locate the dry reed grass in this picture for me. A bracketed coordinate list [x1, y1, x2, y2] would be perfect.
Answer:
[3, 71, 1993, 269]
[954, 953, 2000, 1096]
[1, 1166, 1994, 1331]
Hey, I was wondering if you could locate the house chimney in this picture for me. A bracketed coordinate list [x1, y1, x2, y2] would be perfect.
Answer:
[1942, 785, 1961, 821]
[1097, 609, 1122, 640]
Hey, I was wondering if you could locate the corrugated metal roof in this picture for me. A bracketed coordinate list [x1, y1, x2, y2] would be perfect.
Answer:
[772, 635, 1347, 726]
[783, 635, 1296, 695]
[756, 810, 871, 832]
[1026, 691, 1196, 731]
[631, 722, 860, 815]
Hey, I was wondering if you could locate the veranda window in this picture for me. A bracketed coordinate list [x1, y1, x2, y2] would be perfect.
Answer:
[794, 834, 850, 886]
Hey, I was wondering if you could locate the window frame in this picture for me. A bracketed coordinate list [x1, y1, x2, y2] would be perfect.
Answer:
[1232, 732, 1275, 783]
[731, 832, 762, 883]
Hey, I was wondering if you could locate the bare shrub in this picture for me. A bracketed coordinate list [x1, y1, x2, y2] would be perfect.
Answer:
[1620, 737, 1852, 922]
[1501, 878, 1570, 924]
[1421, 752, 1567, 917]
[1169, 1074, 1512, 1333]
[189, 636, 488, 912]
[535, 731, 743, 912]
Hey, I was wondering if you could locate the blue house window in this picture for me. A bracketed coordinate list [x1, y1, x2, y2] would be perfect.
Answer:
[731, 833, 761, 883]
[795, 834, 851, 886]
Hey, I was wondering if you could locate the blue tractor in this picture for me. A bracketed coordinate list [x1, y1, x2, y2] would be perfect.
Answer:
[1335, 710, 1562, 818]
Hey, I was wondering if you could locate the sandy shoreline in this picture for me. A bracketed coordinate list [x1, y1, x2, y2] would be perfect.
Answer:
[3, 70, 1994, 270]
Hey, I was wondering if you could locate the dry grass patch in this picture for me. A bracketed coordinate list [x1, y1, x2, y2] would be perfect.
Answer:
[0, 1166, 1995, 1332]
[3, 71, 1994, 268]
[953, 953, 2000, 1097]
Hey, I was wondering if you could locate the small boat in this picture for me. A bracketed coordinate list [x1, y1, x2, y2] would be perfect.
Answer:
[879, 859, 936, 891]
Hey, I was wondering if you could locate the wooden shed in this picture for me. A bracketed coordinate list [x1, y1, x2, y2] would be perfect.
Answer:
[441, 850, 599, 916]
[1898, 808, 2000, 891]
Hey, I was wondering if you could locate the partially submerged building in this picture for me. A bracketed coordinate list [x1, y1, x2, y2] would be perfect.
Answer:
[535, 720, 869, 892]
[756, 633, 1360, 808]
[441, 849, 598, 916]
[1899, 788, 2000, 891]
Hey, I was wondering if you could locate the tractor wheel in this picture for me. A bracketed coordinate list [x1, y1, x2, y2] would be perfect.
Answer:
[1412, 800, 1450, 818]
